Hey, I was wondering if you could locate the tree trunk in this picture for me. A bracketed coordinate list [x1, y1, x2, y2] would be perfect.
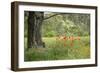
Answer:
[28, 12, 45, 48]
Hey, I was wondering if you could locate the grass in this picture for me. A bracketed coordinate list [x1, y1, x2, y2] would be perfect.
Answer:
[24, 36, 90, 61]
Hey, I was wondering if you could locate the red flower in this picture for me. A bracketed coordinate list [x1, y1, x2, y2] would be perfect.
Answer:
[63, 36, 67, 40]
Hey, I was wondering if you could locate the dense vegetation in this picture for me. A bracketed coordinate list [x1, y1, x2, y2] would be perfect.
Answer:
[24, 12, 90, 61]
[42, 13, 90, 37]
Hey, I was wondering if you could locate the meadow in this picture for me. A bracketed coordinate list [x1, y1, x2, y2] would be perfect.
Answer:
[24, 12, 90, 61]
[24, 36, 90, 61]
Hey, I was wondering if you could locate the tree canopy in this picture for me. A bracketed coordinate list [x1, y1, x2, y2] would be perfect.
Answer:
[24, 11, 90, 37]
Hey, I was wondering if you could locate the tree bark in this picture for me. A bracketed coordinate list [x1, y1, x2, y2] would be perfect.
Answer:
[28, 12, 45, 48]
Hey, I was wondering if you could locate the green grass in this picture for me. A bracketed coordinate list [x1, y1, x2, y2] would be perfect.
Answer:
[24, 36, 90, 61]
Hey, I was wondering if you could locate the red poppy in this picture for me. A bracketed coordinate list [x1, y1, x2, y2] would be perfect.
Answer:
[63, 36, 67, 40]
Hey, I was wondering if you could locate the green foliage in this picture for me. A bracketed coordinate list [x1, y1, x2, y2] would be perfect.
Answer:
[24, 36, 90, 61]
[41, 12, 90, 37]
[24, 11, 91, 61]
[44, 31, 56, 37]
[24, 12, 90, 37]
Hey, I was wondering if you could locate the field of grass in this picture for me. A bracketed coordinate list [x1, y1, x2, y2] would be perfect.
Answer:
[24, 36, 90, 61]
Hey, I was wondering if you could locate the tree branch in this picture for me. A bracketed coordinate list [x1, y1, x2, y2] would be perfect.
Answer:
[43, 13, 60, 20]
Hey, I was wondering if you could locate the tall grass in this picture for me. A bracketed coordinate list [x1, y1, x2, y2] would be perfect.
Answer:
[24, 36, 90, 61]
